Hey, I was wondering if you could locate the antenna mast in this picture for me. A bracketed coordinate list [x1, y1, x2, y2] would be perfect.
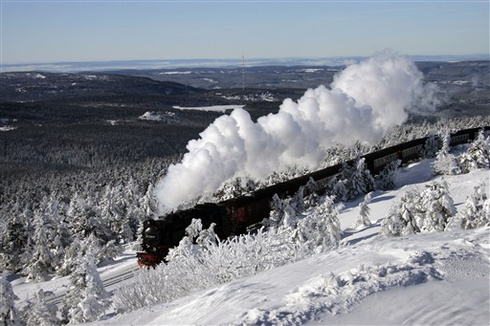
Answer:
[241, 55, 245, 93]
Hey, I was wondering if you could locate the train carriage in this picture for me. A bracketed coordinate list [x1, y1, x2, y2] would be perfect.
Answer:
[137, 126, 489, 267]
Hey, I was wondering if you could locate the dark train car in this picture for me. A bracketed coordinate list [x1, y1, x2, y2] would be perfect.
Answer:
[363, 137, 428, 173]
[137, 126, 490, 267]
[137, 203, 230, 266]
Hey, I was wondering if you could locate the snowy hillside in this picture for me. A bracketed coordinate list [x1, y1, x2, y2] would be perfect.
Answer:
[3, 158, 489, 325]
[84, 162, 488, 325]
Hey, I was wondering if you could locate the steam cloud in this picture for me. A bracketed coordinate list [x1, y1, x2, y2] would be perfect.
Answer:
[155, 51, 438, 212]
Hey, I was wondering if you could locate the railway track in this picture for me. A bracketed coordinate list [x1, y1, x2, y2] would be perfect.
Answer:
[46, 266, 140, 306]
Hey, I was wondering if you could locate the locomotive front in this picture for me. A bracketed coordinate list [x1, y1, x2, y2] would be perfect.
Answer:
[136, 219, 171, 267]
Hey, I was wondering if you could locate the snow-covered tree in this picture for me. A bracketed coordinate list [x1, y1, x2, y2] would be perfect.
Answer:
[62, 237, 110, 324]
[303, 177, 320, 209]
[0, 215, 28, 273]
[458, 182, 489, 229]
[24, 212, 55, 282]
[375, 159, 400, 190]
[296, 195, 342, 251]
[417, 180, 456, 232]
[330, 177, 349, 202]
[263, 194, 287, 229]
[381, 188, 421, 236]
[56, 239, 82, 277]
[422, 133, 440, 158]
[21, 289, 60, 326]
[354, 192, 373, 228]
[432, 131, 461, 175]
[0, 272, 21, 326]
[381, 180, 456, 236]
[458, 129, 490, 173]
[348, 158, 375, 200]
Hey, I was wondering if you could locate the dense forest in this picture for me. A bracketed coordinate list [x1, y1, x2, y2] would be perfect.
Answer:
[1, 62, 489, 278]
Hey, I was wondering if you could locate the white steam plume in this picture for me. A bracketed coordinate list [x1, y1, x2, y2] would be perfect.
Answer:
[155, 51, 438, 212]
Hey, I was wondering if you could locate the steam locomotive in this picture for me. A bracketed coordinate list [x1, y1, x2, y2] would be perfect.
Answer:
[137, 126, 488, 267]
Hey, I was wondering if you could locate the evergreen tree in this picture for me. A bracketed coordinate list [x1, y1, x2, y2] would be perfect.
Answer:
[25, 211, 55, 282]
[0, 272, 21, 326]
[375, 159, 400, 190]
[0, 216, 28, 273]
[432, 131, 461, 175]
[417, 180, 456, 232]
[303, 177, 320, 209]
[458, 182, 489, 229]
[21, 289, 60, 326]
[330, 177, 349, 202]
[310, 195, 342, 250]
[422, 134, 440, 158]
[62, 237, 109, 324]
[264, 194, 286, 229]
[354, 192, 373, 228]
[459, 129, 490, 173]
[56, 239, 82, 277]
[381, 188, 420, 236]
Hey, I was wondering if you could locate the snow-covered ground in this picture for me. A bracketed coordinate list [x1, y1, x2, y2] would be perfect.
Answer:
[10, 160, 490, 325]
[172, 105, 245, 113]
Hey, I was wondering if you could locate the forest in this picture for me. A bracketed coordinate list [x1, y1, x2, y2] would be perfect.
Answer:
[0, 60, 489, 324]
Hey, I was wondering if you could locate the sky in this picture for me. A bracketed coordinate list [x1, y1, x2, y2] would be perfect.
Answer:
[1, 0, 489, 64]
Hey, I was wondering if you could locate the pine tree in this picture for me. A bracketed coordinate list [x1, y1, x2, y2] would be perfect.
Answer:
[0, 272, 21, 326]
[375, 159, 400, 190]
[0, 216, 28, 273]
[21, 289, 60, 326]
[264, 194, 286, 229]
[422, 133, 440, 158]
[417, 180, 456, 233]
[312, 196, 342, 250]
[354, 192, 373, 228]
[381, 188, 420, 236]
[330, 177, 349, 202]
[303, 177, 320, 209]
[459, 129, 490, 173]
[62, 237, 109, 324]
[25, 212, 55, 282]
[458, 182, 489, 229]
[432, 131, 461, 175]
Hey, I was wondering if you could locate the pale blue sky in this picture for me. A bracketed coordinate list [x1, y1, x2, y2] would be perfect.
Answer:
[1, 0, 489, 64]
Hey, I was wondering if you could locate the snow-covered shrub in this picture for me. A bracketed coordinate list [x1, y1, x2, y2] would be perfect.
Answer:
[21, 289, 60, 326]
[375, 159, 400, 190]
[422, 133, 440, 158]
[353, 192, 373, 229]
[114, 193, 343, 314]
[349, 158, 376, 200]
[380, 188, 421, 236]
[61, 239, 110, 324]
[458, 130, 490, 173]
[417, 180, 455, 232]
[1, 271, 21, 326]
[432, 131, 461, 175]
[381, 180, 455, 236]
[294, 195, 343, 252]
[113, 225, 304, 313]
[452, 182, 489, 229]
[303, 177, 321, 209]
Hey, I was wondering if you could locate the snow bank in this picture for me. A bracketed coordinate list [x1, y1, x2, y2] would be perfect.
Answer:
[91, 227, 489, 326]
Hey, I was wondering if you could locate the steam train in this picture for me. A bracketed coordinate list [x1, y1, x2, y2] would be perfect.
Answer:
[137, 126, 488, 267]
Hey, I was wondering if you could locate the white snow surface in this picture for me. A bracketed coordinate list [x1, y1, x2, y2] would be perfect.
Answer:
[11, 161, 490, 325]
[172, 105, 244, 113]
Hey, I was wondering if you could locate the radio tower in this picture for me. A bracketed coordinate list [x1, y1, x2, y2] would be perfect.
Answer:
[241, 55, 245, 94]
